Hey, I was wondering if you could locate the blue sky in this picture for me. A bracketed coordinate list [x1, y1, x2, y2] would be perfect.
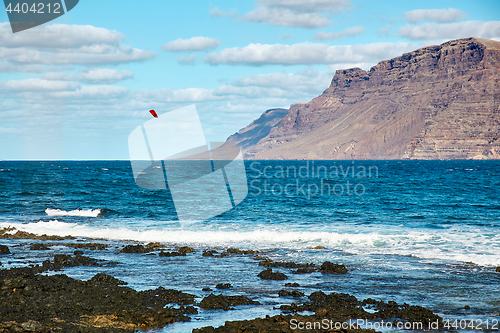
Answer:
[0, 0, 499, 159]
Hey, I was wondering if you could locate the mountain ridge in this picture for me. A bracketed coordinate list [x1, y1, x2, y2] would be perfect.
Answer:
[230, 37, 500, 160]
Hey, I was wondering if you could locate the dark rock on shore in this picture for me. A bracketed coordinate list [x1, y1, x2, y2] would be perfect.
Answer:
[0, 261, 198, 332]
[279, 290, 305, 297]
[216, 283, 232, 289]
[88, 273, 127, 286]
[0, 245, 10, 254]
[319, 261, 348, 274]
[29, 243, 50, 250]
[203, 249, 218, 256]
[65, 242, 108, 250]
[259, 259, 315, 269]
[0, 227, 75, 240]
[193, 314, 377, 333]
[292, 267, 316, 274]
[203, 248, 264, 258]
[200, 294, 260, 310]
[178, 246, 195, 254]
[119, 244, 150, 253]
[223, 248, 263, 255]
[159, 250, 186, 257]
[279, 291, 442, 324]
[258, 268, 288, 280]
[496, 266, 500, 272]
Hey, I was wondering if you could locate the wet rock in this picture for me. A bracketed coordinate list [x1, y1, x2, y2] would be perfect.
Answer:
[310, 245, 326, 249]
[284, 282, 300, 287]
[159, 251, 186, 257]
[203, 287, 213, 291]
[203, 250, 218, 256]
[29, 243, 50, 250]
[278, 290, 304, 297]
[200, 294, 260, 310]
[65, 242, 108, 250]
[0, 244, 10, 254]
[259, 259, 315, 269]
[74, 250, 84, 255]
[119, 244, 150, 253]
[223, 248, 263, 255]
[279, 291, 442, 324]
[88, 273, 127, 286]
[178, 246, 195, 254]
[21, 320, 41, 332]
[146, 242, 166, 248]
[216, 283, 232, 289]
[258, 268, 287, 280]
[464, 305, 470, 309]
[0, 264, 198, 332]
[0, 228, 75, 240]
[193, 314, 376, 333]
[319, 261, 348, 274]
[496, 266, 500, 272]
[292, 268, 316, 274]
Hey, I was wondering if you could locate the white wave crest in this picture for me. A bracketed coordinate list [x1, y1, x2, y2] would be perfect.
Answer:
[45, 208, 101, 218]
[1, 220, 499, 266]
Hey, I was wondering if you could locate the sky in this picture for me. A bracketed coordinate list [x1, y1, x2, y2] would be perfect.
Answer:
[0, 0, 499, 160]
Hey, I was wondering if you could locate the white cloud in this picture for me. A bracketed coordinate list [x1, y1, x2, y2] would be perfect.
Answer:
[0, 23, 123, 48]
[257, 0, 351, 14]
[209, 7, 239, 17]
[78, 69, 134, 84]
[0, 23, 156, 69]
[134, 88, 219, 103]
[0, 78, 80, 92]
[243, 7, 331, 29]
[178, 54, 197, 65]
[204, 41, 416, 66]
[399, 21, 500, 40]
[242, 0, 351, 28]
[404, 8, 467, 23]
[42, 69, 134, 84]
[231, 68, 331, 93]
[41, 70, 130, 84]
[312, 26, 364, 40]
[162, 37, 221, 52]
[48, 85, 129, 99]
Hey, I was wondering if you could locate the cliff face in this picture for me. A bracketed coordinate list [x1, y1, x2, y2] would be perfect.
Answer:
[240, 38, 500, 160]
[226, 108, 288, 151]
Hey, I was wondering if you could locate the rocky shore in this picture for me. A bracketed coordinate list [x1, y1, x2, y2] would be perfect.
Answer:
[0, 227, 459, 332]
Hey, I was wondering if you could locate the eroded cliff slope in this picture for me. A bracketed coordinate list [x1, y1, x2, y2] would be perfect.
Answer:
[239, 38, 500, 160]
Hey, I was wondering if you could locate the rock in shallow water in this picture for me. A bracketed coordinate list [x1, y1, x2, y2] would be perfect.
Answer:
[258, 268, 288, 280]
[0, 245, 10, 254]
[319, 261, 348, 274]
[200, 294, 260, 310]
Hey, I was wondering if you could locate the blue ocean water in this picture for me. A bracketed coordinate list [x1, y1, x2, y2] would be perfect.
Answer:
[0, 160, 499, 331]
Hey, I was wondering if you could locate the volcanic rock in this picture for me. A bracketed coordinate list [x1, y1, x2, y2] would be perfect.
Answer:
[258, 268, 288, 280]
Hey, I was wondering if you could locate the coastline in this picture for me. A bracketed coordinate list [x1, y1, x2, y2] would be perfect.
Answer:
[1, 227, 498, 333]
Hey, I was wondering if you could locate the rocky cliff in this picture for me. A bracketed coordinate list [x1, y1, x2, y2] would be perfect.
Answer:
[226, 108, 288, 151]
[236, 38, 500, 160]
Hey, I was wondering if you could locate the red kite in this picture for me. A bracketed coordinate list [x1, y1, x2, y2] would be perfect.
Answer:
[149, 110, 158, 118]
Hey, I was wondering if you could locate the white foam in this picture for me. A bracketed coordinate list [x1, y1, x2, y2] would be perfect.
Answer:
[1, 220, 499, 266]
[45, 208, 101, 218]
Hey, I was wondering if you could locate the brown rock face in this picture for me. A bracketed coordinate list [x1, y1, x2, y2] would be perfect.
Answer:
[241, 38, 500, 160]
[226, 108, 288, 152]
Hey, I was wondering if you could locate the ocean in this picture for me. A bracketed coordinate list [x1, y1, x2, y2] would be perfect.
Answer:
[0, 160, 499, 332]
